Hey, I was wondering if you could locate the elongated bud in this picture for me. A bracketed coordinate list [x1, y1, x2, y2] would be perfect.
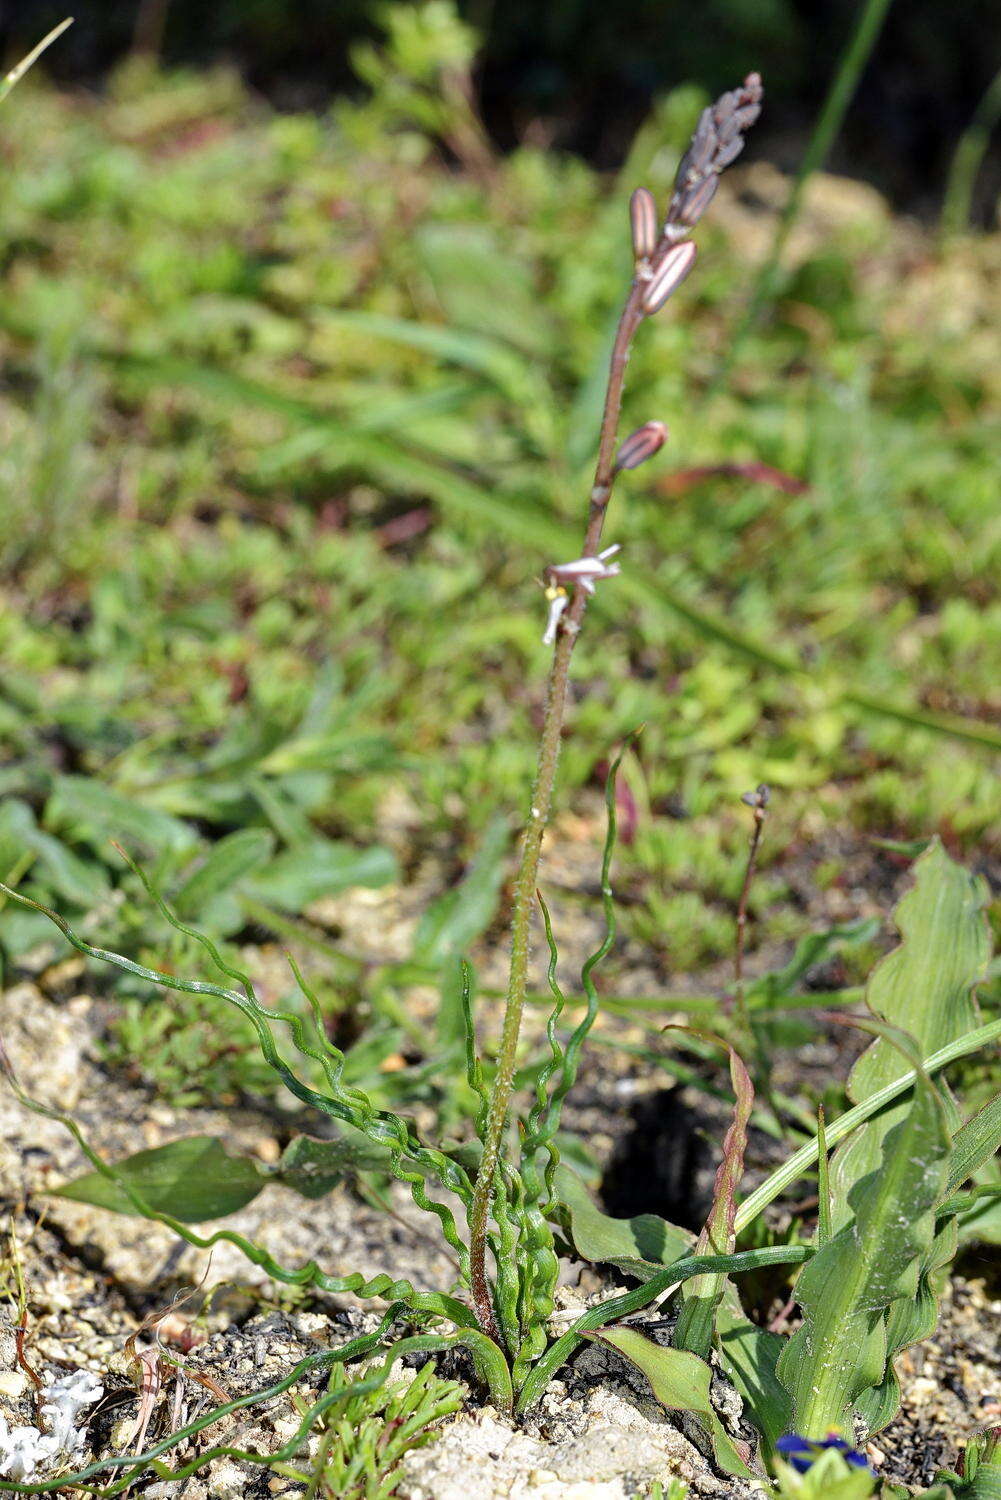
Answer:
[674, 173, 718, 228]
[615, 420, 668, 472]
[629, 187, 657, 261]
[641, 240, 697, 314]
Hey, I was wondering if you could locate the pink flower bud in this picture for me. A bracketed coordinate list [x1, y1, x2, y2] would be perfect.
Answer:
[675, 173, 718, 227]
[629, 187, 658, 261]
[641, 241, 697, 314]
[615, 421, 668, 472]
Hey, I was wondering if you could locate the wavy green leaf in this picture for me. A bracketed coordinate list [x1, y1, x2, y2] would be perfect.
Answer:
[831, 840, 989, 1225]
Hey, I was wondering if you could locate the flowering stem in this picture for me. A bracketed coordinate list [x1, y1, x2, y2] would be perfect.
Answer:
[467, 283, 645, 1340]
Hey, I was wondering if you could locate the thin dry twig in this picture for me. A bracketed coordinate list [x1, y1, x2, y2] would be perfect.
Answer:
[735, 783, 770, 997]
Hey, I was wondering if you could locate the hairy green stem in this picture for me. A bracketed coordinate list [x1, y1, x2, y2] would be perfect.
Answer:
[467, 284, 645, 1339]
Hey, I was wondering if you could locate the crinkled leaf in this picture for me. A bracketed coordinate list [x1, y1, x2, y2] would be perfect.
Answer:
[53, 1136, 266, 1221]
[275, 1130, 391, 1199]
[589, 1327, 754, 1478]
[854, 1213, 958, 1434]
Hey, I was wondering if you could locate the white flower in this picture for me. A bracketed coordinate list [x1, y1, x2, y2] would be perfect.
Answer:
[545, 544, 621, 595]
[541, 545, 622, 644]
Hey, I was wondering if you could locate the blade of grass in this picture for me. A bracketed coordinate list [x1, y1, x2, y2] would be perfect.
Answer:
[4, 316, 996, 754]
[0, 17, 73, 104]
[734, 1016, 1001, 1235]
[714, 0, 896, 380]
[941, 62, 1001, 236]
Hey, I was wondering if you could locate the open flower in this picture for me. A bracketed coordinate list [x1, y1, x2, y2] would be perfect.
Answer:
[776, 1431, 873, 1475]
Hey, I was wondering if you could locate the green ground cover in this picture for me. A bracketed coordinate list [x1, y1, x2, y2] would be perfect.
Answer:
[1, 13, 999, 1104]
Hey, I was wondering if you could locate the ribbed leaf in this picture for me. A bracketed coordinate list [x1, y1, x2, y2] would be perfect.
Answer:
[831, 840, 989, 1226]
[776, 1076, 950, 1437]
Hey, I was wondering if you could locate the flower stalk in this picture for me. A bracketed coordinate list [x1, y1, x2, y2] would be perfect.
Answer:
[467, 280, 646, 1337]
[467, 72, 764, 1343]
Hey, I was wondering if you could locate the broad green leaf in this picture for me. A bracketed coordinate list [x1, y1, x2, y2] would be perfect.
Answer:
[589, 1327, 754, 1478]
[53, 1137, 266, 1221]
[831, 840, 989, 1227]
[274, 1131, 391, 1199]
[776, 1077, 950, 1436]
[173, 828, 276, 920]
[0, 798, 109, 908]
[716, 1294, 791, 1458]
[46, 776, 197, 857]
[246, 838, 397, 911]
[554, 1164, 691, 1277]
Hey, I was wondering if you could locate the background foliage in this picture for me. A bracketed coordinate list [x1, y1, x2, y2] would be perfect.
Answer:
[0, 5, 999, 1108]
[3, 0, 1001, 219]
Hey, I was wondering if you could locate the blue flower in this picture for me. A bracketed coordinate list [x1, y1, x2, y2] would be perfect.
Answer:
[776, 1431, 873, 1475]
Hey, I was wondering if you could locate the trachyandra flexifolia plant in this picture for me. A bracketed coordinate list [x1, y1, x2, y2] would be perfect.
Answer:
[2, 69, 1001, 1497]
